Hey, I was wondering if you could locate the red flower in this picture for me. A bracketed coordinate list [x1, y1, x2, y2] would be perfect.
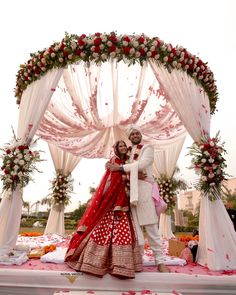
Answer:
[171, 48, 177, 55]
[109, 34, 117, 43]
[4, 169, 9, 174]
[75, 48, 81, 56]
[123, 36, 130, 42]
[60, 43, 66, 50]
[139, 48, 145, 56]
[95, 32, 101, 37]
[78, 39, 85, 47]
[6, 149, 11, 154]
[94, 37, 102, 46]
[138, 36, 145, 44]
[151, 51, 157, 58]
[109, 45, 116, 53]
[168, 56, 173, 63]
[94, 46, 100, 53]
[123, 46, 131, 55]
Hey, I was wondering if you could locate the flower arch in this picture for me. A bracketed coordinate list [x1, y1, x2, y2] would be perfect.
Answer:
[15, 32, 218, 113]
[0, 32, 235, 272]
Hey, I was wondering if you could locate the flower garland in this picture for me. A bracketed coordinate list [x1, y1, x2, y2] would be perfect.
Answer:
[157, 175, 177, 213]
[0, 142, 42, 192]
[15, 32, 217, 113]
[50, 172, 73, 207]
[188, 132, 228, 200]
[126, 144, 143, 161]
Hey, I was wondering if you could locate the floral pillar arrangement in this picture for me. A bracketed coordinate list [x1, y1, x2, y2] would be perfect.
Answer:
[0, 143, 42, 192]
[188, 132, 228, 200]
[157, 175, 178, 215]
[50, 172, 73, 210]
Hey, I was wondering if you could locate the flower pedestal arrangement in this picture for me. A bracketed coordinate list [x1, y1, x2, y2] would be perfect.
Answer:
[157, 176, 177, 239]
[188, 133, 236, 270]
[0, 141, 43, 252]
[44, 172, 73, 236]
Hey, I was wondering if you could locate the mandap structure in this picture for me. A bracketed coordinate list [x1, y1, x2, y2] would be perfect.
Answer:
[0, 32, 235, 271]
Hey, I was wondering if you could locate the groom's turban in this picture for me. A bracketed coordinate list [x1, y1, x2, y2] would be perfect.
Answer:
[126, 124, 142, 138]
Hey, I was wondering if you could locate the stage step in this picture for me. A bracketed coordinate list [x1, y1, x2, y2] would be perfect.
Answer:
[54, 291, 181, 295]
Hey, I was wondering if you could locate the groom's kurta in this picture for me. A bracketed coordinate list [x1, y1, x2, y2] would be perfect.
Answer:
[123, 144, 158, 226]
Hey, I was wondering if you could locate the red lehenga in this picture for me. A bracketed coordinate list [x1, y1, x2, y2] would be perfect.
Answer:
[65, 156, 143, 278]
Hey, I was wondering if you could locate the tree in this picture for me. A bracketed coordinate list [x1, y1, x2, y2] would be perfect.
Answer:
[22, 201, 30, 217]
[222, 187, 236, 209]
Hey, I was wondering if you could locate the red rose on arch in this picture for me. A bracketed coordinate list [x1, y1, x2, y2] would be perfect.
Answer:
[138, 36, 145, 44]
[109, 45, 116, 53]
[94, 46, 100, 53]
[123, 36, 131, 42]
[94, 37, 102, 46]
[6, 149, 11, 154]
[78, 39, 85, 47]
[109, 34, 118, 43]
[139, 48, 145, 56]
[123, 46, 131, 55]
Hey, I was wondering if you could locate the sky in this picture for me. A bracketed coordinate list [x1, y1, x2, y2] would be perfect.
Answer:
[0, 0, 236, 212]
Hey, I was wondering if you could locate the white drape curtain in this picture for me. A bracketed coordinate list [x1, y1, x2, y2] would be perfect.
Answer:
[44, 143, 81, 236]
[0, 70, 63, 253]
[150, 61, 236, 270]
[153, 134, 186, 239]
[37, 61, 185, 158]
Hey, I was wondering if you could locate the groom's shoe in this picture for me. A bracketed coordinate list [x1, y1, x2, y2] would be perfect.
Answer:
[157, 263, 170, 273]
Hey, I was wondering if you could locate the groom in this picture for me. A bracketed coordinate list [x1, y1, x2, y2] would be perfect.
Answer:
[107, 125, 169, 273]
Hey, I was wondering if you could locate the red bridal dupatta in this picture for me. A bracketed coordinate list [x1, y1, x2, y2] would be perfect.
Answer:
[65, 156, 142, 278]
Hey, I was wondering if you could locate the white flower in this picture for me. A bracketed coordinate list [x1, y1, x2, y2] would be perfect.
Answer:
[135, 52, 141, 58]
[130, 48, 135, 55]
[201, 176, 207, 181]
[132, 40, 139, 48]
[163, 56, 168, 62]
[14, 159, 19, 164]
[59, 58, 64, 63]
[101, 35, 107, 42]
[122, 41, 129, 46]
[110, 52, 116, 58]
[172, 61, 177, 67]
[208, 158, 214, 163]
[209, 141, 215, 147]
[204, 151, 210, 156]
[18, 160, 25, 166]
[14, 165, 19, 170]
[101, 53, 107, 60]
[201, 158, 207, 163]
[147, 51, 152, 57]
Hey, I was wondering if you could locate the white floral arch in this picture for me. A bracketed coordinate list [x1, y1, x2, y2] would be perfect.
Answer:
[0, 32, 235, 271]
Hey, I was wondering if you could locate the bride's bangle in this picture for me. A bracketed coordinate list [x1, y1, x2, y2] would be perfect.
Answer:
[119, 165, 124, 172]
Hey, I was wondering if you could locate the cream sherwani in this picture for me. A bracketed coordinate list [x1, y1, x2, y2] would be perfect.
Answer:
[123, 144, 163, 264]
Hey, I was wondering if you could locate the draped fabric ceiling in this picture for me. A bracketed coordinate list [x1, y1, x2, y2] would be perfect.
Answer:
[37, 61, 186, 158]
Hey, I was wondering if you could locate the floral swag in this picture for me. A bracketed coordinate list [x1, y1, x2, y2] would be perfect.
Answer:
[0, 142, 42, 192]
[15, 32, 217, 113]
[188, 132, 228, 200]
[157, 175, 178, 214]
[50, 172, 73, 207]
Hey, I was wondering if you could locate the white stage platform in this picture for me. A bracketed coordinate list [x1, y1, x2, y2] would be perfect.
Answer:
[1, 268, 236, 295]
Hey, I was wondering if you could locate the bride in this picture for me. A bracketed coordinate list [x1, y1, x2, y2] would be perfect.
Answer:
[65, 140, 143, 278]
